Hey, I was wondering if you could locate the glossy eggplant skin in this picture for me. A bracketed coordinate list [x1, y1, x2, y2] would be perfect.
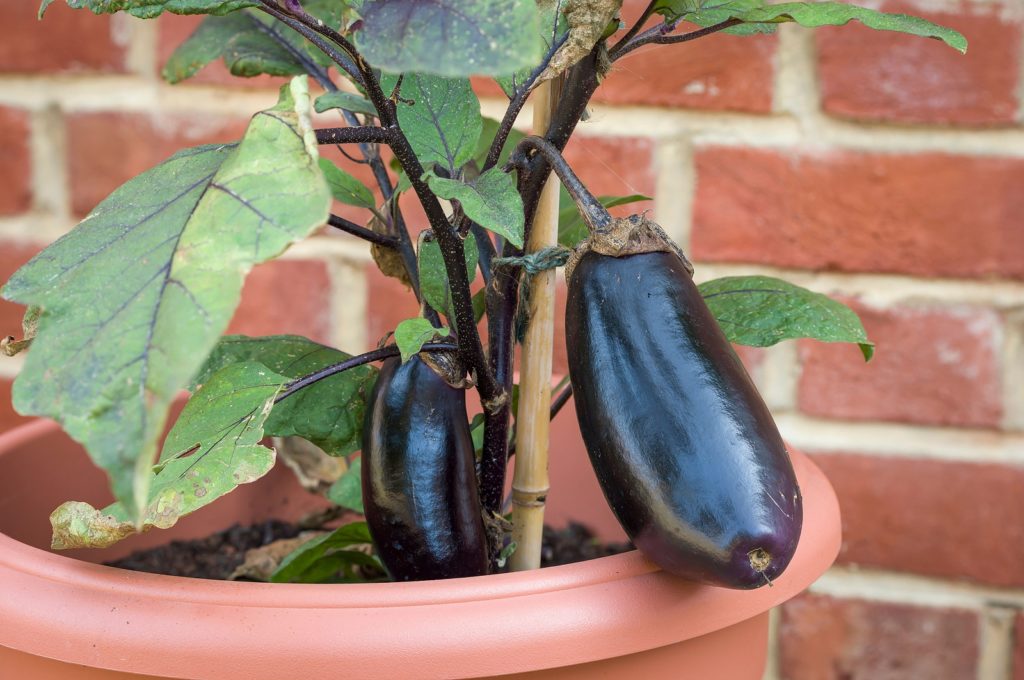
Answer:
[361, 356, 489, 581]
[566, 250, 802, 589]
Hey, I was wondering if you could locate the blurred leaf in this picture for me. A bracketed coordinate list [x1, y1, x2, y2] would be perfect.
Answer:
[319, 157, 377, 209]
[418, 232, 479, 320]
[314, 91, 377, 117]
[327, 458, 363, 513]
[356, 0, 542, 77]
[699, 276, 874, 360]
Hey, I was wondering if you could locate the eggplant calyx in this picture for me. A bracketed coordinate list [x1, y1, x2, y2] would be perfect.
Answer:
[565, 213, 694, 281]
[420, 349, 473, 389]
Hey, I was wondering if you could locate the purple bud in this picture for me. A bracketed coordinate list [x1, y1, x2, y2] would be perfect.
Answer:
[283, 0, 304, 13]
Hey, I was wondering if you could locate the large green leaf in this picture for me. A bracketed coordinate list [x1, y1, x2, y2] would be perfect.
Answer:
[355, 0, 542, 77]
[698, 276, 874, 360]
[383, 74, 482, 176]
[271, 521, 379, 583]
[49, 362, 287, 549]
[2, 77, 330, 521]
[426, 168, 524, 249]
[654, 0, 966, 50]
[46, 0, 256, 19]
[418, 232, 478, 320]
[557, 189, 652, 247]
[194, 335, 377, 457]
[162, 4, 353, 84]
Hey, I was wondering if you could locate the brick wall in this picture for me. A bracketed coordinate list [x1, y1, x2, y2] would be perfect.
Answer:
[1, 1, 1023, 677]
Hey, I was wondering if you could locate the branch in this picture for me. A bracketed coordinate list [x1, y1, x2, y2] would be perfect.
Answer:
[275, 342, 458, 402]
[608, 1, 660, 58]
[254, 0, 364, 85]
[315, 127, 392, 145]
[612, 18, 743, 61]
[507, 136, 611, 233]
[327, 214, 399, 248]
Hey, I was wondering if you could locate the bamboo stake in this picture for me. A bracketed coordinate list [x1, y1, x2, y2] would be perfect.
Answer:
[509, 78, 562, 572]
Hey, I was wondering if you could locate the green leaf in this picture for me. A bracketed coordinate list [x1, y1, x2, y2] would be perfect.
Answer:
[469, 412, 485, 453]
[194, 335, 377, 457]
[49, 362, 287, 549]
[319, 158, 377, 209]
[654, 0, 967, 50]
[426, 168, 525, 249]
[558, 189, 652, 247]
[53, 0, 257, 19]
[394, 318, 450, 362]
[382, 73, 482, 176]
[418, 232, 479, 320]
[471, 289, 487, 323]
[355, 0, 542, 77]
[326, 458, 363, 513]
[314, 91, 378, 117]
[698, 276, 874, 360]
[162, 5, 352, 84]
[271, 521, 379, 583]
[2, 77, 330, 521]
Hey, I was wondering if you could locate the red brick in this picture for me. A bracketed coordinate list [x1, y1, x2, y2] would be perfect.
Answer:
[473, 0, 775, 113]
[812, 453, 1024, 587]
[596, 0, 774, 112]
[562, 135, 655, 207]
[365, 264, 418, 347]
[780, 593, 979, 680]
[228, 259, 333, 344]
[158, 14, 286, 89]
[0, 377, 31, 434]
[0, 108, 32, 215]
[817, 1, 1021, 126]
[0, 240, 42, 341]
[798, 301, 1002, 428]
[692, 147, 1024, 280]
[66, 112, 250, 216]
[0, 3, 126, 74]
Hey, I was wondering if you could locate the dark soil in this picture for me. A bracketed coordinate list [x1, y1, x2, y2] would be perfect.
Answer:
[106, 520, 302, 580]
[106, 519, 632, 581]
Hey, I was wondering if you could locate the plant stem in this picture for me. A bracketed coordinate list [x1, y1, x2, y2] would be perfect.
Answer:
[261, 0, 498, 404]
[608, 0, 660, 57]
[508, 79, 563, 573]
[612, 18, 742, 61]
[327, 214, 398, 247]
[477, 48, 602, 520]
[315, 127, 392, 145]
[276, 342, 457, 402]
[509, 136, 611, 233]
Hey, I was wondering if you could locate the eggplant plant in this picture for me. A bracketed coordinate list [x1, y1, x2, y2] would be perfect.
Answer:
[3, 0, 964, 586]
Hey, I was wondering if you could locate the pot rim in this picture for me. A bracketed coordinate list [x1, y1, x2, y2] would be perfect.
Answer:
[0, 419, 840, 679]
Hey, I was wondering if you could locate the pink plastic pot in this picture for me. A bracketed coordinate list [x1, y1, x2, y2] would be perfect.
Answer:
[0, 406, 840, 679]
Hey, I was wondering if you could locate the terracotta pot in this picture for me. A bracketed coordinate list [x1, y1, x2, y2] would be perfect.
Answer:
[0, 406, 840, 679]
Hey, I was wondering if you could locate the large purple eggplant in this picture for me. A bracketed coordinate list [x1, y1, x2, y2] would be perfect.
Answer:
[361, 355, 488, 581]
[565, 216, 802, 589]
